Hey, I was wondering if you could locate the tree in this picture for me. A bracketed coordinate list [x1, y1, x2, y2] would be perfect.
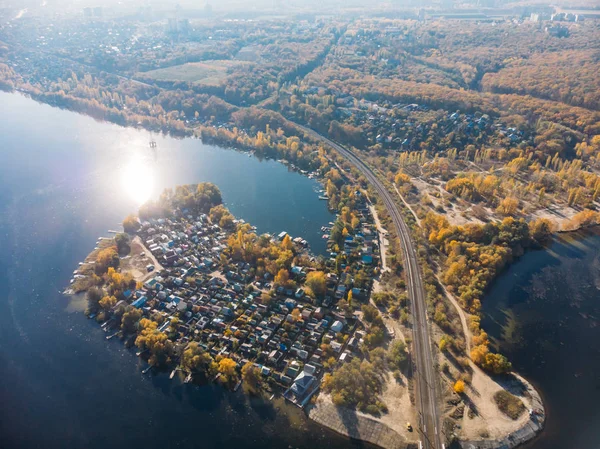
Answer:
[395, 173, 411, 185]
[209, 204, 235, 229]
[182, 342, 217, 377]
[483, 353, 512, 374]
[121, 307, 142, 333]
[99, 295, 117, 311]
[496, 197, 519, 217]
[241, 362, 263, 394]
[114, 233, 131, 255]
[323, 358, 386, 413]
[305, 271, 327, 297]
[361, 304, 381, 324]
[453, 380, 465, 394]
[122, 214, 140, 233]
[439, 336, 450, 352]
[135, 319, 175, 367]
[281, 234, 294, 251]
[388, 340, 407, 369]
[470, 344, 490, 366]
[218, 357, 238, 385]
[274, 268, 290, 287]
[96, 246, 120, 273]
[86, 287, 103, 314]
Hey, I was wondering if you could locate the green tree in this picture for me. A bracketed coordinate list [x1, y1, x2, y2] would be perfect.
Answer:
[388, 340, 407, 369]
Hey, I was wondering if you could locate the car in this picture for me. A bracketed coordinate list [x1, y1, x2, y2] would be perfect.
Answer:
[406, 422, 412, 432]
[146, 264, 155, 272]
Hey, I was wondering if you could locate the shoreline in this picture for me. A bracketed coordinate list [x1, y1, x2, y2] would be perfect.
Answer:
[26, 86, 552, 449]
[307, 400, 411, 449]
[459, 373, 545, 449]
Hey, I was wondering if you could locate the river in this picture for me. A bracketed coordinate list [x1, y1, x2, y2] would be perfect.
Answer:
[482, 228, 600, 449]
[0, 92, 376, 449]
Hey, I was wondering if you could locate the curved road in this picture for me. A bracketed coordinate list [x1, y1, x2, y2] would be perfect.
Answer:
[296, 124, 442, 449]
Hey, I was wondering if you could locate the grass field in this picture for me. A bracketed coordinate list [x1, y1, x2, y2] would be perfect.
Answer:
[138, 60, 251, 86]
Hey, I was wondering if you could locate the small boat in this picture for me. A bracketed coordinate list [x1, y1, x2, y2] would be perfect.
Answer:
[319, 196, 329, 200]
[169, 369, 177, 379]
[142, 365, 152, 374]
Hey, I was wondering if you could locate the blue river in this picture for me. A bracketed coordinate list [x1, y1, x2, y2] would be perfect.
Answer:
[0, 92, 377, 449]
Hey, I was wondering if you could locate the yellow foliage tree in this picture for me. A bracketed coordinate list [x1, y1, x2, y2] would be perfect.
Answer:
[305, 271, 327, 297]
[218, 357, 238, 385]
[274, 268, 290, 287]
[99, 295, 117, 311]
[395, 172, 411, 185]
[453, 380, 465, 394]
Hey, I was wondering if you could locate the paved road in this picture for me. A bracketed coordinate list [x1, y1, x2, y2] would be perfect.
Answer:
[295, 124, 442, 449]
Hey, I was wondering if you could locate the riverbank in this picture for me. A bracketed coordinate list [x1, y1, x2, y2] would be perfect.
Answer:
[308, 398, 412, 449]
[437, 259, 546, 449]
[459, 373, 545, 449]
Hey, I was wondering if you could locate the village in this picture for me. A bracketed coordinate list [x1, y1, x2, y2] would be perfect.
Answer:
[83, 183, 383, 409]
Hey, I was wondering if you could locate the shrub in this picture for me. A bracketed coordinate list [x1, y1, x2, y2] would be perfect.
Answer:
[493, 390, 526, 420]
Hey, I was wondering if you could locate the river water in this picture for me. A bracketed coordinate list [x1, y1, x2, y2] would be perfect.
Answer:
[3, 91, 597, 449]
[482, 229, 600, 449]
[0, 92, 376, 449]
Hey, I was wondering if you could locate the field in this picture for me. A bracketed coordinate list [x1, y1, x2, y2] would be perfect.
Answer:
[138, 60, 252, 86]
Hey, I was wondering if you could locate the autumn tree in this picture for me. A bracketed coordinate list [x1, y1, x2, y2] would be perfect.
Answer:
[218, 357, 238, 386]
[241, 362, 263, 394]
[182, 342, 217, 377]
[121, 307, 142, 333]
[529, 218, 554, 246]
[135, 319, 175, 367]
[209, 204, 235, 229]
[453, 380, 465, 394]
[496, 197, 519, 217]
[123, 214, 140, 233]
[274, 268, 290, 287]
[99, 295, 117, 311]
[305, 271, 327, 297]
[96, 246, 120, 273]
[281, 234, 294, 251]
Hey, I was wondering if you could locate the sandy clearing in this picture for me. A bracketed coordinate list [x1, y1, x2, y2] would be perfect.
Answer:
[120, 236, 164, 282]
[369, 204, 391, 274]
[436, 274, 544, 442]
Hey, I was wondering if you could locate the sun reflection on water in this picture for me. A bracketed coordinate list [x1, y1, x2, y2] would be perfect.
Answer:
[120, 154, 154, 205]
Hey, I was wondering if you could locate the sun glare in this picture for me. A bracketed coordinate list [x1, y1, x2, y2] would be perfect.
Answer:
[120, 156, 154, 205]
